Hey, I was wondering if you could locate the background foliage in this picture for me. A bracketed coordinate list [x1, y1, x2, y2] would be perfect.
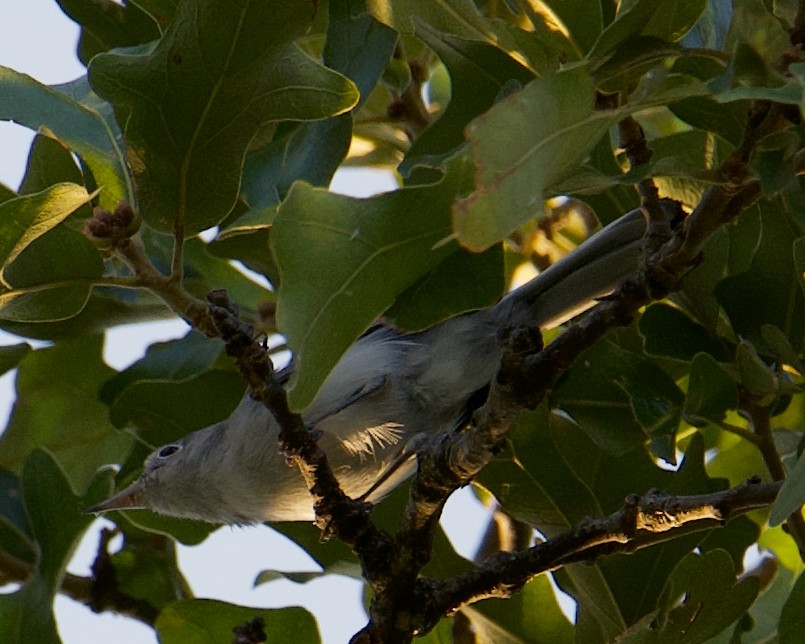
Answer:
[0, 0, 804, 641]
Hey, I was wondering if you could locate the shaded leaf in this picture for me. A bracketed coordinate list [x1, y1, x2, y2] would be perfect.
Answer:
[620, 549, 758, 643]
[461, 573, 573, 643]
[115, 510, 215, 547]
[0, 66, 129, 208]
[0, 450, 114, 644]
[779, 571, 805, 644]
[716, 199, 805, 354]
[670, 95, 747, 146]
[0, 469, 35, 565]
[639, 303, 731, 362]
[221, 0, 395, 238]
[476, 404, 600, 535]
[55, 0, 160, 65]
[0, 344, 30, 378]
[109, 369, 246, 445]
[366, 0, 500, 42]
[400, 21, 534, 175]
[589, 0, 706, 61]
[0, 284, 170, 341]
[736, 339, 778, 397]
[88, 0, 359, 234]
[110, 528, 191, 610]
[685, 353, 739, 423]
[538, 0, 603, 54]
[156, 599, 319, 644]
[0, 336, 132, 492]
[552, 338, 673, 456]
[19, 133, 86, 196]
[272, 154, 473, 409]
[100, 331, 225, 402]
[385, 243, 503, 331]
[770, 451, 805, 526]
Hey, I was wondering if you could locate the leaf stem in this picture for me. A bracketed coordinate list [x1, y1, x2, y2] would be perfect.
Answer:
[743, 395, 805, 560]
[113, 236, 217, 337]
[170, 221, 185, 282]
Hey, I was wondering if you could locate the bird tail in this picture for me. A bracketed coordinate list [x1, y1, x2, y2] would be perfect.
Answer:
[493, 204, 673, 330]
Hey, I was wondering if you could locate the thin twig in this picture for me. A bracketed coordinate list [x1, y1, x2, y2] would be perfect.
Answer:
[743, 395, 805, 559]
[114, 237, 217, 337]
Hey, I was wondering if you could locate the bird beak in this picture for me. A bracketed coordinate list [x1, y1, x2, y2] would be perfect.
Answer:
[85, 478, 146, 515]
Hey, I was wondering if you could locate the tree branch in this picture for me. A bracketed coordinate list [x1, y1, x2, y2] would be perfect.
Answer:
[423, 479, 781, 625]
[0, 545, 158, 627]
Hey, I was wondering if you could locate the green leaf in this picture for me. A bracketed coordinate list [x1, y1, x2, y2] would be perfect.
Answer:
[109, 528, 191, 610]
[0, 66, 129, 208]
[19, 133, 86, 196]
[477, 404, 600, 537]
[736, 339, 778, 397]
[716, 199, 805, 354]
[539, 0, 603, 54]
[454, 66, 621, 251]
[88, 0, 359, 235]
[613, 354, 685, 464]
[0, 222, 104, 324]
[0, 343, 30, 377]
[640, 303, 730, 362]
[272, 155, 473, 410]
[116, 510, 215, 547]
[461, 573, 574, 643]
[156, 599, 319, 644]
[552, 338, 673, 456]
[325, 0, 398, 110]
[0, 284, 170, 341]
[267, 522, 360, 581]
[593, 36, 683, 93]
[366, 0, 500, 42]
[109, 370, 246, 445]
[620, 549, 758, 643]
[0, 183, 96, 281]
[779, 571, 805, 644]
[589, 0, 706, 61]
[219, 0, 396, 238]
[552, 433, 755, 640]
[0, 336, 133, 492]
[685, 353, 739, 423]
[0, 283, 93, 323]
[131, 0, 179, 29]
[400, 21, 535, 175]
[54, 0, 160, 65]
[0, 450, 114, 644]
[100, 331, 226, 402]
[762, 323, 804, 373]
[182, 237, 274, 316]
[0, 469, 35, 565]
[385, 243, 503, 331]
[670, 96, 747, 146]
[770, 451, 805, 526]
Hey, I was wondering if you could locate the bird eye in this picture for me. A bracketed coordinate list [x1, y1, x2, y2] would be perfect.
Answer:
[157, 444, 181, 459]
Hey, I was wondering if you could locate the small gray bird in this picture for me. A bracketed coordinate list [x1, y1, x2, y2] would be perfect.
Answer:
[90, 208, 651, 524]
